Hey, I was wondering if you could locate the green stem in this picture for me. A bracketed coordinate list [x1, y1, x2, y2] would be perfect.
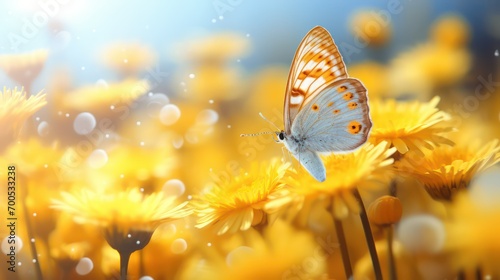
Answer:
[119, 251, 132, 280]
[353, 188, 382, 280]
[333, 216, 353, 278]
[387, 226, 397, 280]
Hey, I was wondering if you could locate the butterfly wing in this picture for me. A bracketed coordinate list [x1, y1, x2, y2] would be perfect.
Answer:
[284, 26, 348, 135]
[291, 78, 372, 152]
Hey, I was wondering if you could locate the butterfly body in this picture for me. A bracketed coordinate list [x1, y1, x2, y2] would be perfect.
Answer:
[278, 26, 372, 182]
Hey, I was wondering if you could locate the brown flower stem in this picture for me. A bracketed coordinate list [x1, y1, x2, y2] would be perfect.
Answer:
[119, 251, 132, 280]
[475, 267, 482, 280]
[333, 217, 353, 278]
[457, 270, 465, 280]
[387, 226, 397, 280]
[353, 188, 382, 280]
[139, 249, 145, 277]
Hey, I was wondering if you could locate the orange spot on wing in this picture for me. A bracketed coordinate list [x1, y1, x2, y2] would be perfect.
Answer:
[312, 104, 319, 111]
[333, 109, 341, 114]
[343, 92, 354, 100]
[348, 102, 358, 110]
[338, 85, 347, 92]
[328, 101, 334, 107]
[347, 121, 362, 134]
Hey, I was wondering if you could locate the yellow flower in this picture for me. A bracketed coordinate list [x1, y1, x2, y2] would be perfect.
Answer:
[430, 14, 470, 49]
[193, 160, 292, 235]
[0, 87, 46, 149]
[288, 142, 396, 219]
[348, 61, 390, 99]
[60, 78, 150, 112]
[101, 42, 157, 77]
[350, 10, 392, 47]
[369, 96, 454, 156]
[52, 188, 192, 233]
[445, 188, 500, 275]
[0, 49, 48, 88]
[396, 139, 500, 200]
[185, 220, 326, 280]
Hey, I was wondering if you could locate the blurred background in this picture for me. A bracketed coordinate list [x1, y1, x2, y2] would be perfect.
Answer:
[1, 0, 500, 279]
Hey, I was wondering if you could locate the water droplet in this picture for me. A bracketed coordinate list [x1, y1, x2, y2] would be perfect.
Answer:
[208, 99, 214, 104]
[127, 234, 132, 238]
[140, 188, 144, 192]
[139, 276, 154, 280]
[17, 262, 21, 266]
[73, 112, 96, 135]
[236, 59, 241, 63]
[495, 49, 499, 57]
[246, 33, 250, 37]
[75, 257, 93, 275]
[211, 18, 216, 23]
[120, 174, 124, 179]
[227, 125, 231, 129]
[136, 121, 141, 126]
[32, 213, 37, 217]
[207, 242, 212, 247]
[37, 121, 49, 136]
[123, 59, 128, 63]
[147, 93, 170, 118]
[136, 240, 141, 245]
[187, 195, 193, 200]
[35, 117, 40, 121]
[44, 164, 48, 168]
[110, 105, 115, 110]
[172, 135, 184, 149]
[226, 246, 254, 267]
[219, 15, 224, 20]
[65, 113, 70, 117]
[105, 133, 110, 138]
[87, 149, 108, 169]
[31, 238, 35, 243]
[171, 238, 187, 254]
[81, 66, 86, 70]
[140, 141, 145, 146]
[1, 236, 23, 254]
[196, 109, 219, 126]
[159, 104, 181, 126]
[189, 73, 195, 79]
[162, 179, 185, 197]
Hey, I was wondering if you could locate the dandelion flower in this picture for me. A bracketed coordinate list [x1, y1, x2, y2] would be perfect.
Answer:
[396, 139, 500, 200]
[193, 160, 291, 235]
[0, 49, 48, 92]
[445, 188, 500, 275]
[430, 14, 470, 49]
[369, 96, 454, 157]
[350, 10, 392, 47]
[61, 78, 150, 112]
[288, 142, 396, 219]
[0, 87, 46, 150]
[52, 188, 192, 279]
[191, 220, 326, 280]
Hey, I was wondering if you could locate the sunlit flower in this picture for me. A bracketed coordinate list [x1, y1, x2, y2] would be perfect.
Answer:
[369, 96, 454, 157]
[350, 10, 392, 46]
[388, 43, 471, 97]
[430, 14, 470, 49]
[444, 187, 500, 275]
[60, 78, 150, 112]
[52, 188, 191, 233]
[101, 42, 157, 77]
[0, 49, 48, 92]
[0, 87, 46, 149]
[288, 142, 396, 219]
[396, 139, 500, 200]
[187, 220, 326, 280]
[193, 160, 292, 235]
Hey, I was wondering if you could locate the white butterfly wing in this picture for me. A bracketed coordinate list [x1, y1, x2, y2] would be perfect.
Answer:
[284, 26, 348, 135]
[291, 78, 372, 152]
[296, 149, 326, 182]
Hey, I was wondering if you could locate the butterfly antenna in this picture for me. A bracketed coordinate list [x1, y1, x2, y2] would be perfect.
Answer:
[258, 112, 281, 131]
[240, 131, 275, 137]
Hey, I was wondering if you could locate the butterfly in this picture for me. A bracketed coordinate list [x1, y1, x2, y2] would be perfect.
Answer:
[277, 26, 372, 182]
